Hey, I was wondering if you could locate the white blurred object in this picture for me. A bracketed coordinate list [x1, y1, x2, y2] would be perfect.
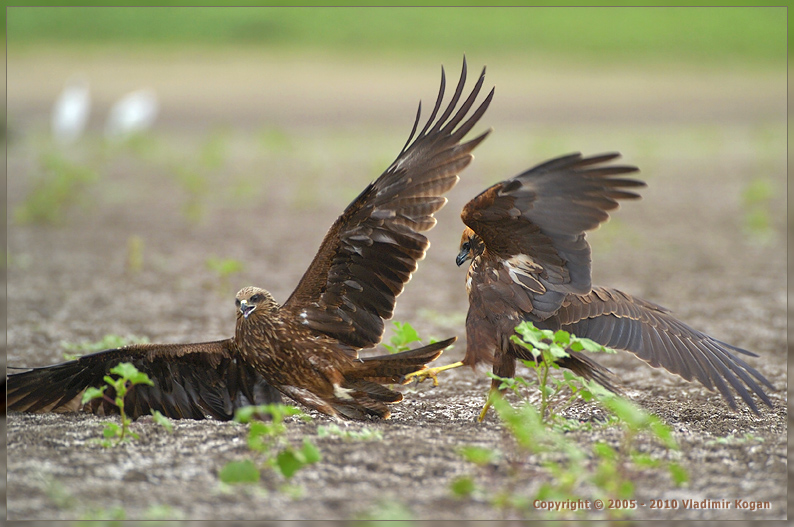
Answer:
[105, 88, 159, 139]
[51, 75, 91, 145]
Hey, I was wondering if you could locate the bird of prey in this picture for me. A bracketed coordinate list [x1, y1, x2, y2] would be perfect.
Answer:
[7, 58, 494, 421]
[409, 152, 774, 417]
[234, 287, 454, 419]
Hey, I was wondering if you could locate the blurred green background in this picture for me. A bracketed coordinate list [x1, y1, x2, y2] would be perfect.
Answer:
[7, 6, 786, 66]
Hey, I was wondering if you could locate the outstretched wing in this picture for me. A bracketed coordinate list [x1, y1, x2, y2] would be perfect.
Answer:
[462, 152, 644, 321]
[7, 339, 281, 420]
[283, 58, 494, 349]
[556, 287, 774, 413]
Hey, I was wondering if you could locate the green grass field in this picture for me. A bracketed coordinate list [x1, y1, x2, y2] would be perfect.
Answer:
[7, 6, 786, 66]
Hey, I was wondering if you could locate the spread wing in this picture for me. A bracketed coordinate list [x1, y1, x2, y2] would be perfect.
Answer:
[283, 58, 494, 349]
[462, 152, 644, 321]
[556, 287, 774, 413]
[7, 339, 282, 420]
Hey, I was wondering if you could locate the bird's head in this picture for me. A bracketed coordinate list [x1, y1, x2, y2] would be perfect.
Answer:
[457, 227, 484, 267]
[235, 286, 278, 319]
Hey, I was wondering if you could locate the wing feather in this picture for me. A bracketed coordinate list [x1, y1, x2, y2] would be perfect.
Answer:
[7, 339, 282, 420]
[556, 287, 773, 412]
[462, 152, 643, 320]
[284, 58, 494, 348]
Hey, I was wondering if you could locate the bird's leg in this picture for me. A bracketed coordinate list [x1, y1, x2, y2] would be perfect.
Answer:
[404, 361, 465, 386]
[477, 380, 505, 422]
[477, 385, 500, 422]
[478, 350, 516, 421]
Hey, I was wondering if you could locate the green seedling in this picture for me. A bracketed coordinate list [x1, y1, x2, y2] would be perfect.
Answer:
[382, 321, 440, 355]
[741, 177, 775, 241]
[220, 404, 321, 486]
[451, 322, 687, 518]
[353, 499, 415, 524]
[199, 128, 229, 170]
[61, 334, 150, 361]
[382, 321, 422, 354]
[259, 126, 293, 153]
[174, 166, 209, 222]
[705, 432, 765, 446]
[126, 235, 144, 273]
[498, 321, 613, 423]
[317, 423, 383, 442]
[450, 446, 501, 499]
[205, 256, 244, 293]
[14, 152, 98, 225]
[81, 362, 154, 446]
[150, 409, 173, 433]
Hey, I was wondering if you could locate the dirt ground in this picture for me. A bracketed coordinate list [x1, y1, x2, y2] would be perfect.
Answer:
[4, 53, 788, 521]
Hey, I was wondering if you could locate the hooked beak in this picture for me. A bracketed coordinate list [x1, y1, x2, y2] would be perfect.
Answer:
[239, 301, 256, 319]
[456, 247, 471, 267]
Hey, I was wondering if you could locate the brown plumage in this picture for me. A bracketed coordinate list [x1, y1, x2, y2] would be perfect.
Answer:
[7, 58, 493, 421]
[7, 339, 280, 420]
[235, 287, 453, 419]
[418, 152, 774, 415]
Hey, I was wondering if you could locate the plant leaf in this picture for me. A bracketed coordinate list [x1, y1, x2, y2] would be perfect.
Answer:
[81, 386, 107, 404]
[458, 445, 499, 466]
[219, 460, 260, 484]
[151, 410, 173, 433]
[450, 476, 476, 497]
[300, 437, 322, 464]
[276, 449, 304, 479]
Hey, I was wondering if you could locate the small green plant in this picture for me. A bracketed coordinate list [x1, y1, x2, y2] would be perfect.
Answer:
[220, 404, 321, 486]
[317, 423, 383, 442]
[451, 322, 687, 519]
[382, 321, 422, 353]
[174, 166, 209, 222]
[14, 152, 98, 225]
[81, 362, 154, 446]
[116, 130, 161, 161]
[258, 125, 293, 153]
[705, 432, 765, 446]
[449, 446, 501, 500]
[496, 321, 613, 422]
[206, 256, 244, 277]
[150, 409, 173, 433]
[199, 128, 229, 169]
[61, 334, 150, 360]
[454, 391, 685, 519]
[74, 505, 128, 524]
[353, 499, 415, 524]
[382, 321, 440, 354]
[741, 177, 775, 241]
[205, 256, 244, 292]
[41, 474, 77, 511]
[126, 235, 144, 273]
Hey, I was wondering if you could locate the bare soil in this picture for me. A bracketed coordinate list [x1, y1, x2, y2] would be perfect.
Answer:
[4, 53, 788, 521]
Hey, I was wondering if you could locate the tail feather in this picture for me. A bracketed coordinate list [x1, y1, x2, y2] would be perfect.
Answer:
[324, 337, 454, 420]
[345, 379, 403, 403]
[332, 398, 391, 420]
[353, 336, 454, 382]
[7, 362, 93, 413]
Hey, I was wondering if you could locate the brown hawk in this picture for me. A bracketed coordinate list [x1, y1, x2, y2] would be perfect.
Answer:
[410, 152, 774, 417]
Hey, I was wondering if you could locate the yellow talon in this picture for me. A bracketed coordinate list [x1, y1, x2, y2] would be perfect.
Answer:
[404, 361, 465, 386]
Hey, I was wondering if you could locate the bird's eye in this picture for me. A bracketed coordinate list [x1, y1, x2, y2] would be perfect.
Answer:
[235, 299, 241, 307]
[462, 242, 471, 251]
[250, 294, 263, 303]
